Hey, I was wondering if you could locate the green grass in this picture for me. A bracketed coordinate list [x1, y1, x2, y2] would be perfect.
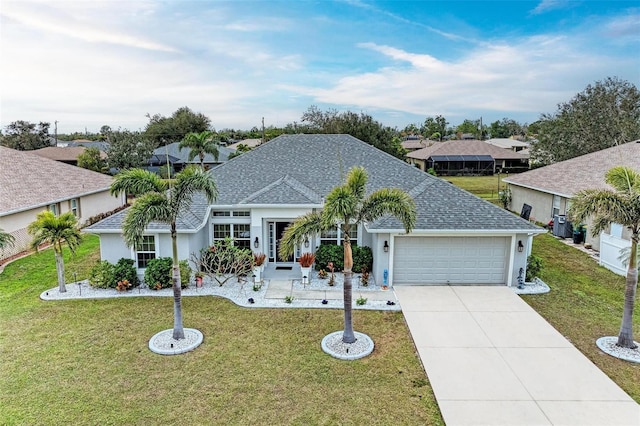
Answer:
[444, 174, 506, 201]
[0, 235, 444, 425]
[525, 233, 640, 401]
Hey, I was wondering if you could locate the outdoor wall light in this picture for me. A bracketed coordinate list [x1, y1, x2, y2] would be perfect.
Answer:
[383, 241, 389, 253]
[517, 240, 524, 252]
[254, 237, 259, 248]
[304, 237, 310, 248]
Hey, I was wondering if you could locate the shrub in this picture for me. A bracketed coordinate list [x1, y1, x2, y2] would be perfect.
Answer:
[145, 257, 172, 289]
[314, 244, 373, 273]
[353, 246, 373, 273]
[145, 257, 190, 290]
[88, 260, 115, 289]
[113, 258, 139, 288]
[179, 260, 191, 288]
[314, 244, 344, 271]
[526, 255, 543, 281]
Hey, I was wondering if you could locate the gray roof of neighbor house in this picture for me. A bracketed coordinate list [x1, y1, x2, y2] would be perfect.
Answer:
[0, 146, 115, 216]
[407, 140, 529, 161]
[67, 140, 111, 152]
[503, 140, 640, 198]
[87, 134, 541, 233]
[151, 142, 234, 165]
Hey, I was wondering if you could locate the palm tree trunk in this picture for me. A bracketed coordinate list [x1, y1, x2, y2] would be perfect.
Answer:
[199, 152, 205, 170]
[342, 240, 356, 343]
[171, 223, 185, 340]
[54, 244, 67, 293]
[617, 237, 638, 348]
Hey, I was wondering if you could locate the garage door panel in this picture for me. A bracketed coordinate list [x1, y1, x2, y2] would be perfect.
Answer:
[393, 237, 508, 285]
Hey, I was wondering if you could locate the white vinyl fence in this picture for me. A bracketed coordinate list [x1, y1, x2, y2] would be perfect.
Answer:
[599, 232, 631, 276]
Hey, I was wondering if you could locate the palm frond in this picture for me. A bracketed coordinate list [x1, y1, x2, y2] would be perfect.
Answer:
[111, 168, 166, 197]
[570, 189, 633, 235]
[27, 211, 81, 251]
[360, 188, 417, 233]
[345, 166, 367, 200]
[279, 212, 324, 260]
[170, 166, 218, 216]
[322, 185, 357, 228]
[0, 228, 15, 249]
[605, 166, 640, 195]
[122, 193, 172, 247]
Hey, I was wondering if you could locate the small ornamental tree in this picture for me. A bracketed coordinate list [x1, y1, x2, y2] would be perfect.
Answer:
[195, 238, 254, 286]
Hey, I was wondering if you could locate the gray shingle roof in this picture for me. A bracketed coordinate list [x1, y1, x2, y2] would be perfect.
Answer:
[88, 134, 540, 233]
[407, 140, 529, 160]
[0, 146, 115, 216]
[152, 142, 233, 164]
[503, 141, 640, 197]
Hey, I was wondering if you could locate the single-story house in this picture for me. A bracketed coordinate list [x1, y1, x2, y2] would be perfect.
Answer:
[148, 142, 234, 173]
[503, 140, 640, 275]
[406, 140, 529, 175]
[87, 134, 543, 287]
[32, 146, 107, 166]
[0, 147, 126, 261]
[401, 137, 432, 152]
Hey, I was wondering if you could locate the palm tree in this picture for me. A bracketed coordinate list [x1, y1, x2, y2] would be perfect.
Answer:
[111, 166, 217, 340]
[570, 166, 640, 349]
[280, 166, 416, 343]
[179, 130, 220, 170]
[27, 211, 82, 293]
[0, 228, 15, 250]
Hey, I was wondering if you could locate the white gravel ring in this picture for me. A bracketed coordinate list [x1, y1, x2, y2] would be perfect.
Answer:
[321, 330, 374, 360]
[149, 328, 203, 355]
[596, 336, 640, 364]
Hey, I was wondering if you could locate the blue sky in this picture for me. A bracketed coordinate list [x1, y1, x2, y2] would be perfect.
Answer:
[1, 0, 638, 134]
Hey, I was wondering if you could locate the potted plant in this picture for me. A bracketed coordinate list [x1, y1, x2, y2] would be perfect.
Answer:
[253, 252, 266, 283]
[298, 252, 315, 284]
[195, 271, 204, 288]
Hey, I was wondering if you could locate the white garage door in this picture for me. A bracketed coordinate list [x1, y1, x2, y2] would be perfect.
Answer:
[393, 236, 509, 285]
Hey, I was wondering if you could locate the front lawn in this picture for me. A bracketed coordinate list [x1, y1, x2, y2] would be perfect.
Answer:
[0, 235, 443, 425]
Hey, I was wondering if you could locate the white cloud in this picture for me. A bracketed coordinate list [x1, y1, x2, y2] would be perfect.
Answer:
[0, 1, 177, 52]
[531, 0, 569, 15]
[287, 35, 627, 121]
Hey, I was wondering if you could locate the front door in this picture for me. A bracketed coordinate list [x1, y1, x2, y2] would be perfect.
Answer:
[269, 221, 294, 263]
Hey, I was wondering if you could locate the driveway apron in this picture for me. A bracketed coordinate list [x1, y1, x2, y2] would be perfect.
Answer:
[395, 286, 640, 426]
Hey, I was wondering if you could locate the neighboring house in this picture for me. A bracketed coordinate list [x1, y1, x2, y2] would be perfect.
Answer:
[32, 146, 107, 166]
[67, 140, 111, 152]
[485, 138, 529, 152]
[406, 140, 529, 175]
[87, 134, 543, 287]
[0, 147, 126, 261]
[148, 142, 234, 173]
[401, 137, 432, 152]
[503, 141, 640, 275]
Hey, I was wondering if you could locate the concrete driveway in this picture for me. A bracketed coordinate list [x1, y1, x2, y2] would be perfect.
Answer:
[394, 286, 640, 426]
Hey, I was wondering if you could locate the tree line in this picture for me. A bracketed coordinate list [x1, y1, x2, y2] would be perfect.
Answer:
[2, 77, 638, 170]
